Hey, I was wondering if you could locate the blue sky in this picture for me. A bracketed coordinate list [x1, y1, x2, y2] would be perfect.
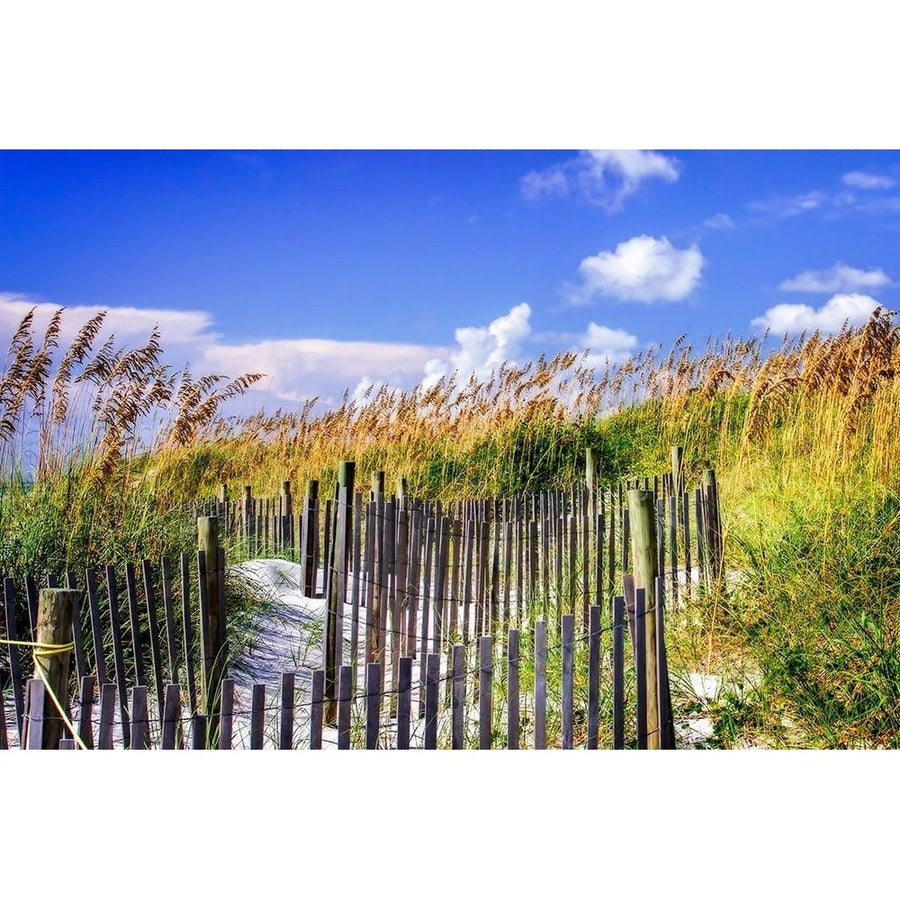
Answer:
[2, 149, 898, 410]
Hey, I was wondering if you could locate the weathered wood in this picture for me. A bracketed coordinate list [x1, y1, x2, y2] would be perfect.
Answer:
[84, 567, 109, 686]
[613, 595, 625, 749]
[587, 606, 601, 749]
[561, 614, 575, 749]
[337, 664, 352, 749]
[0, 693, 8, 750]
[33, 588, 77, 750]
[424, 653, 440, 749]
[249, 682, 265, 749]
[98, 682, 116, 749]
[325, 483, 349, 726]
[507, 629, 519, 750]
[365, 662, 381, 749]
[451, 644, 465, 749]
[64, 571, 88, 686]
[655, 575, 676, 750]
[627, 490, 660, 749]
[24, 574, 39, 641]
[162, 683, 181, 749]
[180, 553, 198, 714]
[309, 669, 324, 748]
[141, 559, 166, 719]
[634, 587, 648, 750]
[197, 517, 225, 716]
[24, 679, 44, 749]
[279, 672, 296, 749]
[191, 714, 207, 750]
[534, 620, 547, 750]
[159, 556, 180, 685]
[350, 491, 363, 671]
[129, 685, 149, 749]
[196, 549, 213, 715]
[124, 562, 146, 687]
[397, 656, 412, 750]
[702, 469, 723, 584]
[77, 675, 95, 750]
[3, 577, 25, 740]
[219, 678, 234, 749]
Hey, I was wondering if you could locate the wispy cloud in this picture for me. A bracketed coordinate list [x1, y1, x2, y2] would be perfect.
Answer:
[841, 170, 896, 190]
[520, 150, 680, 212]
[779, 263, 891, 294]
[568, 235, 705, 304]
[748, 190, 828, 219]
[752, 293, 882, 335]
[702, 212, 735, 230]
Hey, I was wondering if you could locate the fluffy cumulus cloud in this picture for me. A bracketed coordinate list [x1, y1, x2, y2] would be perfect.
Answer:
[841, 171, 896, 190]
[779, 263, 891, 294]
[520, 150, 680, 212]
[421, 302, 532, 390]
[751, 293, 881, 335]
[571, 235, 704, 304]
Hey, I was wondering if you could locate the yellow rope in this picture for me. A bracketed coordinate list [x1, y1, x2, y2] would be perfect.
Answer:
[1, 638, 89, 750]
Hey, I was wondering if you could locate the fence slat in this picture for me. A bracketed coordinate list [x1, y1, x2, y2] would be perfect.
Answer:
[98, 682, 116, 749]
[65, 571, 88, 686]
[192, 714, 207, 750]
[129, 685, 149, 749]
[587, 606, 600, 749]
[279, 672, 295, 750]
[0, 693, 7, 750]
[310, 669, 324, 749]
[3, 578, 25, 740]
[24, 679, 44, 749]
[85, 568, 109, 687]
[507, 630, 519, 750]
[634, 587, 648, 750]
[180, 553, 198, 715]
[337, 664, 352, 750]
[124, 563, 146, 688]
[162, 683, 181, 750]
[451, 644, 465, 749]
[250, 683, 265, 749]
[105, 566, 131, 748]
[142, 559, 166, 721]
[479, 635, 493, 750]
[397, 656, 412, 750]
[561, 614, 574, 749]
[159, 556, 180, 685]
[424, 653, 440, 749]
[534, 620, 547, 750]
[366, 663, 381, 749]
[78, 675, 95, 750]
[219, 678, 234, 749]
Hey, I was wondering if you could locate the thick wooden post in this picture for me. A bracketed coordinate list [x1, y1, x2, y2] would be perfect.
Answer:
[627, 490, 660, 749]
[33, 588, 76, 750]
[324, 462, 356, 726]
[197, 517, 225, 715]
[300, 480, 319, 597]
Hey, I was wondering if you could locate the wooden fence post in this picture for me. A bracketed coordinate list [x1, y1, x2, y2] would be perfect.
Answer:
[627, 490, 660, 750]
[197, 517, 225, 717]
[33, 588, 77, 750]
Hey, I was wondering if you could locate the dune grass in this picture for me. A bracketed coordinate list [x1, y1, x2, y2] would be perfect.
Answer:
[1, 304, 899, 746]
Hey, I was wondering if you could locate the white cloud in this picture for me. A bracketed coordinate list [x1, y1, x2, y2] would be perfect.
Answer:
[748, 190, 828, 218]
[578, 323, 639, 367]
[202, 337, 446, 404]
[751, 293, 881, 335]
[520, 149, 680, 212]
[572, 235, 705, 304]
[779, 263, 891, 294]
[841, 171, 896, 190]
[421, 302, 532, 390]
[0, 293, 216, 349]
